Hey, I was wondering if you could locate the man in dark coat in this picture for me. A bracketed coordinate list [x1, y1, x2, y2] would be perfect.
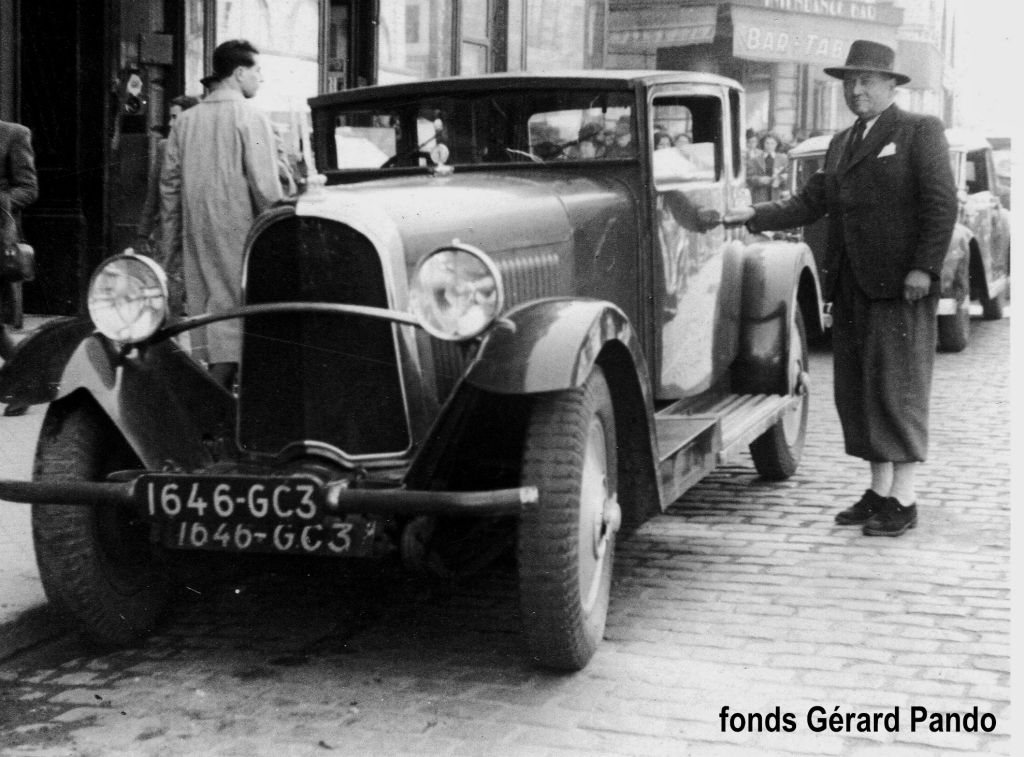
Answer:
[732, 40, 958, 536]
[0, 119, 39, 414]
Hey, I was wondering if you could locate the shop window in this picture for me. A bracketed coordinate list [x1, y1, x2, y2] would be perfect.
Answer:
[184, 0, 208, 98]
[526, 0, 590, 71]
[217, 0, 319, 119]
[459, 0, 491, 74]
[379, 0, 455, 82]
[744, 79, 770, 135]
[812, 78, 845, 133]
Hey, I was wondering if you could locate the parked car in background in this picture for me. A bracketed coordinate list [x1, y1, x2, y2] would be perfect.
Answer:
[784, 128, 1010, 351]
[0, 71, 824, 671]
[987, 135, 1011, 210]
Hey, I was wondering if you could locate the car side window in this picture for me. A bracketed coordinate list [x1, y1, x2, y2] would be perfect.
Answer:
[651, 96, 721, 185]
[965, 149, 990, 194]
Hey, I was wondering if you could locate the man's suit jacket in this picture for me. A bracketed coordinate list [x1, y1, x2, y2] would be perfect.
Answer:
[0, 120, 39, 245]
[749, 105, 957, 300]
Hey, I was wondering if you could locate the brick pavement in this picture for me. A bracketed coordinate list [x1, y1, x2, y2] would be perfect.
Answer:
[0, 316, 1012, 756]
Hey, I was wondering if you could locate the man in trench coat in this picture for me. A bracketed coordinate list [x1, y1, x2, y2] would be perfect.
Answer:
[732, 40, 958, 536]
[0, 119, 39, 416]
[161, 39, 283, 387]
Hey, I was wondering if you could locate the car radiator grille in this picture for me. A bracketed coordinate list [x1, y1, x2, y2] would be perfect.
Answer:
[238, 214, 410, 458]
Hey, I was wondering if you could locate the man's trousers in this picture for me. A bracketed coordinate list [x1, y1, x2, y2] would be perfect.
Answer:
[831, 265, 938, 463]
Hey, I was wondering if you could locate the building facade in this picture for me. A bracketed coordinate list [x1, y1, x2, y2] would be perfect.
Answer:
[607, 0, 953, 143]
[0, 0, 609, 315]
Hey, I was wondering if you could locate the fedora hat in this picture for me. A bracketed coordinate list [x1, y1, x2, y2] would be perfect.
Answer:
[824, 40, 910, 85]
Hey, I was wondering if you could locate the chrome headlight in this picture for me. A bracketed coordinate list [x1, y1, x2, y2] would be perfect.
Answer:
[410, 242, 503, 340]
[87, 254, 169, 344]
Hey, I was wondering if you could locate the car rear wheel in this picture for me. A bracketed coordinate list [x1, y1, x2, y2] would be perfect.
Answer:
[517, 366, 620, 671]
[750, 308, 809, 480]
[32, 401, 168, 647]
[937, 295, 971, 352]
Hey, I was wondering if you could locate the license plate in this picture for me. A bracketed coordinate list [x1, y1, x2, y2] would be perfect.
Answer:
[138, 475, 377, 556]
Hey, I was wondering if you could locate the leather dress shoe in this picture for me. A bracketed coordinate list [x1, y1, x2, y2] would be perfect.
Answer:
[863, 498, 918, 537]
[834, 489, 884, 525]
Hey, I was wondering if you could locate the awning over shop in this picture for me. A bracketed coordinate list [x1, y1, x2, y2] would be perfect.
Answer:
[731, 5, 897, 66]
[608, 6, 717, 52]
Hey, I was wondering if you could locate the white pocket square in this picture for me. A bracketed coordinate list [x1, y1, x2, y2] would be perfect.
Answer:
[877, 143, 897, 158]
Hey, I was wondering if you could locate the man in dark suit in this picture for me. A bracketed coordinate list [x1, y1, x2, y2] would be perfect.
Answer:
[732, 40, 958, 536]
[0, 119, 39, 414]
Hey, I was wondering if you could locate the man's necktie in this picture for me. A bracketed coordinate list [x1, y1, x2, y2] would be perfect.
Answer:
[847, 119, 865, 158]
[765, 153, 774, 176]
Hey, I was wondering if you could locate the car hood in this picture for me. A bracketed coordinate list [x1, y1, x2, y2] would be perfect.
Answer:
[295, 170, 626, 264]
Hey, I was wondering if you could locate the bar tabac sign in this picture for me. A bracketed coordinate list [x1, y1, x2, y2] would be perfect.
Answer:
[730, 3, 897, 65]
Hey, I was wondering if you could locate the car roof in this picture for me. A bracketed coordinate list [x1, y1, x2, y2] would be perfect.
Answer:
[787, 134, 834, 157]
[310, 70, 741, 109]
[944, 128, 993, 152]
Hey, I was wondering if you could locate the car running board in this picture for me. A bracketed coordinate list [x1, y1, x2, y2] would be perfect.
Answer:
[654, 393, 796, 505]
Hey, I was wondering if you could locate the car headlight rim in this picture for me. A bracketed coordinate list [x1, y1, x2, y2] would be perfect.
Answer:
[410, 242, 504, 341]
[87, 253, 169, 344]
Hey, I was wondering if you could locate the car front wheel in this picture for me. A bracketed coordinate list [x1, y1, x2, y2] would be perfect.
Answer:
[517, 365, 620, 671]
[32, 401, 168, 647]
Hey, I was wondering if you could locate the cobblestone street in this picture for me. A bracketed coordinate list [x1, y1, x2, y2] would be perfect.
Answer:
[0, 317, 1010, 756]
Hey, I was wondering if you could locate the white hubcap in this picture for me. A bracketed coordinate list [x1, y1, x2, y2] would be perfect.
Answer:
[578, 417, 619, 613]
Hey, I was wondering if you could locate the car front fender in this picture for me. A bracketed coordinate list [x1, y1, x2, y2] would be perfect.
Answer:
[465, 298, 650, 396]
[414, 298, 663, 524]
[1, 317, 235, 471]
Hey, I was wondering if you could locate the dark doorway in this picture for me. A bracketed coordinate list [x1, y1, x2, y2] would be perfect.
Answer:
[19, 2, 109, 315]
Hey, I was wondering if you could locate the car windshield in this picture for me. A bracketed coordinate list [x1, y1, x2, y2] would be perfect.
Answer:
[322, 88, 636, 170]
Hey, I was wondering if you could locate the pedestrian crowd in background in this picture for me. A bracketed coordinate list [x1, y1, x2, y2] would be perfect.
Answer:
[742, 127, 829, 202]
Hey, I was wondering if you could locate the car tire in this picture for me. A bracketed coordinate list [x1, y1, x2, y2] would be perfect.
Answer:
[32, 401, 168, 648]
[982, 290, 1005, 320]
[517, 366, 619, 671]
[937, 296, 971, 352]
[749, 308, 809, 480]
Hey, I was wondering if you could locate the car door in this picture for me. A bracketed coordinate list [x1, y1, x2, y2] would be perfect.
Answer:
[648, 85, 744, 399]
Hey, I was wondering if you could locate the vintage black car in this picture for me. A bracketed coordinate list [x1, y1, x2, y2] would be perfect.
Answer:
[0, 72, 824, 670]
[786, 128, 1010, 351]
